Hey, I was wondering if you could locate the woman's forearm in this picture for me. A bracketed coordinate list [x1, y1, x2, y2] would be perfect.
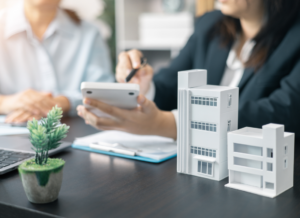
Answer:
[155, 111, 177, 140]
[53, 96, 71, 114]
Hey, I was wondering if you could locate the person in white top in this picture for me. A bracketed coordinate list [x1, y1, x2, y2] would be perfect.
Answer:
[77, 0, 300, 139]
[0, 0, 114, 123]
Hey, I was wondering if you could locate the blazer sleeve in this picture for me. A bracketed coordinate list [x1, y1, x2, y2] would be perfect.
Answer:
[238, 59, 300, 133]
[153, 24, 198, 111]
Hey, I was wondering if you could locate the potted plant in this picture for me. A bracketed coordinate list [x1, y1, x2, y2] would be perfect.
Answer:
[18, 106, 70, 204]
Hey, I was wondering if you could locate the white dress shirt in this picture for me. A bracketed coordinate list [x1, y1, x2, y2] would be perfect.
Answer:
[0, 3, 114, 115]
[146, 39, 255, 130]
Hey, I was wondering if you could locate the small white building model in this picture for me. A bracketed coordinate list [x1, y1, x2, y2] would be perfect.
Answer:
[177, 69, 239, 181]
[225, 124, 295, 198]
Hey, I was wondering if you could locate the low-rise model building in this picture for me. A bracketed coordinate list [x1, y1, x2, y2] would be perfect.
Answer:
[225, 124, 295, 198]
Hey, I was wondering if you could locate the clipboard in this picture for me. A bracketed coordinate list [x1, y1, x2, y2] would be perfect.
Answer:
[72, 144, 177, 163]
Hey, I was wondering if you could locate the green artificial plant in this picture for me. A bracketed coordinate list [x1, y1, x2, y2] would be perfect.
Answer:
[27, 106, 70, 165]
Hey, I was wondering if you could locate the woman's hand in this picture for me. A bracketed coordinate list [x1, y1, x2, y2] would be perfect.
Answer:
[116, 49, 154, 95]
[5, 109, 42, 124]
[0, 89, 56, 116]
[76, 95, 177, 140]
[2, 93, 71, 123]
[0, 90, 71, 117]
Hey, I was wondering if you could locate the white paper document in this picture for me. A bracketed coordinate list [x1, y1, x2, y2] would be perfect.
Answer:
[73, 130, 177, 160]
[0, 115, 5, 123]
[0, 115, 29, 136]
[0, 127, 29, 136]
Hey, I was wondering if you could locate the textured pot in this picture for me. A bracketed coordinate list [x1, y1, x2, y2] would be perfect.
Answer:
[18, 159, 65, 204]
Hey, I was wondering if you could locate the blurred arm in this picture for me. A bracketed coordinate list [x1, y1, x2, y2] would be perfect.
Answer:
[239, 59, 300, 132]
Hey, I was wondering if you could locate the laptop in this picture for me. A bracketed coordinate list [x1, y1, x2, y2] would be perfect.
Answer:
[0, 136, 71, 175]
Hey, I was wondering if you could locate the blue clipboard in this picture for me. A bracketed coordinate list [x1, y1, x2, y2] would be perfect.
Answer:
[72, 144, 177, 163]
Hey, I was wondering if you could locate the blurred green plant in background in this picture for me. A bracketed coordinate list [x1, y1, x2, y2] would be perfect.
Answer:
[99, 0, 116, 71]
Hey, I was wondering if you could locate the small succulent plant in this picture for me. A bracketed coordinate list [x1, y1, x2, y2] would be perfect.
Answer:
[27, 106, 69, 165]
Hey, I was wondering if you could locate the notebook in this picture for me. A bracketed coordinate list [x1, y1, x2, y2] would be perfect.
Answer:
[72, 130, 177, 163]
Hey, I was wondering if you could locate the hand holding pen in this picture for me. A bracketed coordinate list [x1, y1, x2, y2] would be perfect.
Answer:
[125, 57, 147, 82]
[116, 49, 154, 95]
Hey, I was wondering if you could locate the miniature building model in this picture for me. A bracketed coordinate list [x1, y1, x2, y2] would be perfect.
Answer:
[225, 124, 295, 198]
[177, 69, 239, 181]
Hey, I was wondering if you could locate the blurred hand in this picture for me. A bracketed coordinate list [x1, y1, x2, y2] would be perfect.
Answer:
[5, 109, 42, 124]
[4, 95, 70, 124]
[116, 49, 154, 95]
[77, 95, 177, 140]
[0, 89, 56, 116]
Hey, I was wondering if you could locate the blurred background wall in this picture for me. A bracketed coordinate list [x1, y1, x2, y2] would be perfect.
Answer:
[0, 0, 217, 72]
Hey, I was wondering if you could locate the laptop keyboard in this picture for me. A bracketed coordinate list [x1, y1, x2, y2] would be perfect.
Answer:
[0, 150, 34, 169]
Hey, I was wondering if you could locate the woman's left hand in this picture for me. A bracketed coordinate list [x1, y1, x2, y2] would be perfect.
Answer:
[76, 95, 177, 140]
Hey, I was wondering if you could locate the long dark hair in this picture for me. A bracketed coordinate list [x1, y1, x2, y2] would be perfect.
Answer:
[215, 0, 300, 70]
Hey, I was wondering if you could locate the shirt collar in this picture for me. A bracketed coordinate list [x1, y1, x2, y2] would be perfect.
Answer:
[4, 2, 29, 39]
[226, 39, 256, 70]
[4, 3, 76, 40]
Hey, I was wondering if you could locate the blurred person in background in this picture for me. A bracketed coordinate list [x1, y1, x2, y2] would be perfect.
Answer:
[0, 0, 113, 123]
[78, 0, 300, 140]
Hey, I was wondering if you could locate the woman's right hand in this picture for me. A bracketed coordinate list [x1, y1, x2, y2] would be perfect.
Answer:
[116, 49, 154, 95]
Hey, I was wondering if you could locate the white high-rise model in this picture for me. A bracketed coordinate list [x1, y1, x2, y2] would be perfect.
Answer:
[177, 69, 239, 181]
[225, 124, 295, 198]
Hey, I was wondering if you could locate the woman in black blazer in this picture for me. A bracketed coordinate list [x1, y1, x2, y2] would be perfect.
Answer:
[78, 0, 300, 139]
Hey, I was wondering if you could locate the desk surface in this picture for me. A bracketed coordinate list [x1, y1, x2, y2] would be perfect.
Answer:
[1, 117, 300, 218]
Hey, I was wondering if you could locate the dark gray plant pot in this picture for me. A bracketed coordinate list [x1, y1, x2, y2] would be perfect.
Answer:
[18, 159, 65, 204]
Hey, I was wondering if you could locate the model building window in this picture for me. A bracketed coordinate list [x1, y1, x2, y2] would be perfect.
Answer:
[228, 94, 232, 107]
[227, 120, 231, 132]
[198, 147, 201, 155]
[267, 163, 273, 171]
[191, 121, 217, 132]
[191, 96, 218, 107]
[267, 148, 273, 158]
[198, 161, 213, 176]
[202, 148, 205, 155]
[210, 123, 214, 131]
[285, 146, 288, 155]
[214, 98, 217, 106]
[190, 147, 216, 158]
[191, 96, 194, 104]
[265, 182, 274, 190]
[284, 159, 288, 169]
[191, 121, 195, 129]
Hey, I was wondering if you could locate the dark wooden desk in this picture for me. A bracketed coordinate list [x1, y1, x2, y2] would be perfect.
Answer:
[1, 117, 300, 218]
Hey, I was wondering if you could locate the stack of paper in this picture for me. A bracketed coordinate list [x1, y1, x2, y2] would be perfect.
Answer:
[73, 130, 177, 161]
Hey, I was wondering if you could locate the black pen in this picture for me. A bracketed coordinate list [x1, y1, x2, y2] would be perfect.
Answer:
[125, 57, 147, 83]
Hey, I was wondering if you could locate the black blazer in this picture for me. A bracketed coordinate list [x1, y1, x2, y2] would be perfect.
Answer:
[153, 11, 300, 135]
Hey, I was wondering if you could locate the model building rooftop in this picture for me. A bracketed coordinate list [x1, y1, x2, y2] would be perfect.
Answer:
[230, 127, 263, 138]
[191, 85, 237, 91]
[230, 124, 294, 139]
